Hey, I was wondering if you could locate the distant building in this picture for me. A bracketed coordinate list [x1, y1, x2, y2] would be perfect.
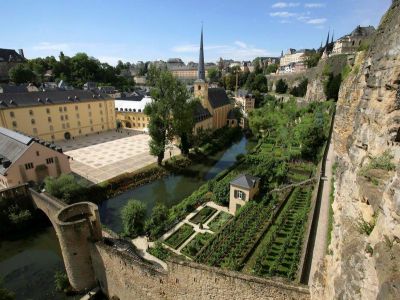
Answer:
[0, 48, 25, 81]
[332, 25, 376, 55]
[0, 90, 116, 141]
[278, 49, 312, 74]
[229, 174, 260, 214]
[114, 93, 151, 131]
[0, 127, 71, 189]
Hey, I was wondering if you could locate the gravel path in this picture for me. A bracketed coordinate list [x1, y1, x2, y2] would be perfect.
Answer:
[308, 141, 335, 285]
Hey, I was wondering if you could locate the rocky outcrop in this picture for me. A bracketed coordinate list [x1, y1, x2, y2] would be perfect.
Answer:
[311, 1, 400, 299]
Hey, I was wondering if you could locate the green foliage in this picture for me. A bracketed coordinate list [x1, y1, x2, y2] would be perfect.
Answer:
[275, 79, 288, 94]
[8, 205, 32, 225]
[305, 52, 322, 68]
[144, 204, 168, 239]
[246, 74, 268, 93]
[359, 150, 396, 176]
[356, 215, 375, 235]
[324, 73, 342, 101]
[0, 282, 14, 300]
[365, 244, 374, 256]
[148, 241, 170, 261]
[44, 174, 85, 204]
[189, 206, 217, 224]
[182, 232, 213, 258]
[290, 78, 308, 97]
[54, 271, 69, 292]
[8, 64, 36, 84]
[121, 199, 146, 237]
[208, 212, 232, 232]
[341, 64, 352, 81]
[358, 41, 371, 52]
[164, 224, 194, 249]
[265, 64, 278, 75]
[207, 67, 221, 83]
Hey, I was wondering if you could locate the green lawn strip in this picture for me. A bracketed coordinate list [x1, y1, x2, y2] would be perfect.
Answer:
[181, 232, 214, 258]
[207, 211, 232, 232]
[189, 206, 218, 225]
[164, 224, 195, 249]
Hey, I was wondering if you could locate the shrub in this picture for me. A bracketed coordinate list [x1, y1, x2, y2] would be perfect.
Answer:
[148, 241, 170, 261]
[54, 271, 69, 292]
[356, 215, 375, 235]
[121, 199, 146, 238]
[275, 79, 288, 94]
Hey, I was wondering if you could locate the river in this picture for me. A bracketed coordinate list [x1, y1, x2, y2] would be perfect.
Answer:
[0, 136, 249, 299]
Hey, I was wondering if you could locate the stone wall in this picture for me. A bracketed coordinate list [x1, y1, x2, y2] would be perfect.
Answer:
[91, 242, 310, 300]
[311, 1, 400, 299]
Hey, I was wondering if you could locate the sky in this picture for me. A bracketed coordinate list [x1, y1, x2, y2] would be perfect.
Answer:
[1, 0, 392, 65]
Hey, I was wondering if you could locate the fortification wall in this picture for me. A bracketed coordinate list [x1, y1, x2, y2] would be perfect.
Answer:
[91, 242, 310, 300]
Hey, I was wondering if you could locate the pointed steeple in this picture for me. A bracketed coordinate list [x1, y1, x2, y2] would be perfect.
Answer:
[281, 50, 284, 58]
[198, 26, 206, 81]
[331, 30, 334, 44]
[325, 30, 330, 49]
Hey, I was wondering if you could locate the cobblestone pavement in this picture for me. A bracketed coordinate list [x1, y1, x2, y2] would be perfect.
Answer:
[57, 130, 179, 184]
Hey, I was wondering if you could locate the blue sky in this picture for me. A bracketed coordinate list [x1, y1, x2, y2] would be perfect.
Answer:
[1, 0, 392, 65]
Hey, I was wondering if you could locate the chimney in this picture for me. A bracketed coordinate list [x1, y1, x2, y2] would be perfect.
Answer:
[18, 49, 24, 59]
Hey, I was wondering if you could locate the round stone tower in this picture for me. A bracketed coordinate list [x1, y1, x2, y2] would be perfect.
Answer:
[55, 202, 102, 291]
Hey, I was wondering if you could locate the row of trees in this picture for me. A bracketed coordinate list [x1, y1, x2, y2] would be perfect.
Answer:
[8, 52, 135, 90]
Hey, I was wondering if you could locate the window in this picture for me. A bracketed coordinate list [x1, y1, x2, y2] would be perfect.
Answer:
[51, 134, 55, 140]
[90, 127, 93, 132]
[59, 107, 62, 112]
[76, 113, 80, 119]
[65, 115, 69, 120]
[46, 108, 50, 114]
[29, 110, 34, 116]
[234, 190, 246, 200]
[88, 104, 91, 109]
[48, 116, 52, 122]
[78, 121, 81, 126]
[10, 111, 15, 118]
[89, 111, 92, 117]
[25, 162, 34, 170]
[62, 123, 65, 129]
[36, 151, 40, 156]
[101, 125, 104, 130]
[75, 105, 78, 111]
[132, 117, 135, 120]
[100, 110, 103, 115]
[33, 128, 38, 134]
[90, 119, 93, 124]
[46, 157, 54, 164]
[60, 115, 64, 121]
[66, 123, 70, 128]
[101, 117, 104, 122]
[63, 106, 67, 112]
[12, 121, 17, 127]
[198, 85, 201, 90]
[31, 119, 35, 125]
[78, 129, 82, 134]
[99, 103, 102, 108]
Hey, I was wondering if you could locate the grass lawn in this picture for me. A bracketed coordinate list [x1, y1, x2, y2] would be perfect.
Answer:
[164, 224, 195, 249]
[208, 211, 232, 232]
[189, 206, 217, 225]
[181, 232, 214, 258]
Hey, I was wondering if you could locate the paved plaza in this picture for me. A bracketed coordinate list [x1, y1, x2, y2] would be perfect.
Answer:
[57, 130, 179, 184]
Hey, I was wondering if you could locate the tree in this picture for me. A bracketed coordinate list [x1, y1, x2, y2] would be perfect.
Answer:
[8, 64, 36, 84]
[44, 174, 85, 204]
[145, 204, 168, 239]
[324, 73, 342, 101]
[275, 79, 288, 94]
[305, 52, 322, 68]
[251, 74, 268, 93]
[265, 63, 278, 75]
[207, 67, 220, 83]
[290, 78, 308, 97]
[121, 200, 146, 237]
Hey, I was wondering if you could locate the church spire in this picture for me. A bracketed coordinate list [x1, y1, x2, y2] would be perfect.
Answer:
[325, 30, 330, 49]
[331, 30, 334, 44]
[198, 26, 206, 81]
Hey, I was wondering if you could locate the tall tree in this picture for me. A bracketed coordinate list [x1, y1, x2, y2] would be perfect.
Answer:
[121, 199, 146, 237]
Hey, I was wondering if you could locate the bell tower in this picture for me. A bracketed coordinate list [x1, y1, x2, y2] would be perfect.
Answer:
[194, 26, 209, 109]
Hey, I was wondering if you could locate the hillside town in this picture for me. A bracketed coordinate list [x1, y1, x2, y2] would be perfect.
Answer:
[1, 1, 399, 300]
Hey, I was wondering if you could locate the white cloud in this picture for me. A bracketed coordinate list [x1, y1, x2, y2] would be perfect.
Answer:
[272, 2, 300, 8]
[32, 42, 70, 51]
[305, 3, 326, 8]
[97, 56, 124, 66]
[270, 11, 298, 18]
[306, 18, 327, 24]
[234, 41, 247, 48]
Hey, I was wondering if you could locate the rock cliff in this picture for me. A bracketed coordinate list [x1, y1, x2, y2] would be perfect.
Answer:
[311, 1, 400, 299]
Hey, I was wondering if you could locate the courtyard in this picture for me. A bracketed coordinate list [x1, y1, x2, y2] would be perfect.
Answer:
[57, 130, 180, 184]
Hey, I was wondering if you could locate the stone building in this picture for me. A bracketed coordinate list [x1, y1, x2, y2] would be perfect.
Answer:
[229, 174, 260, 214]
[114, 93, 151, 131]
[193, 28, 234, 129]
[331, 25, 376, 55]
[0, 48, 25, 81]
[0, 127, 71, 188]
[0, 90, 116, 141]
[278, 49, 312, 74]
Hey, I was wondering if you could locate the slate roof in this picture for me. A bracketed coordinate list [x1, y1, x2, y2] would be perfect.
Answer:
[0, 84, 28, 93]
[208, 88, 231, 109]
[230, 174, 260, 189]
[0, 49, 24, 63]
[0, 90, 110, 109]
[227, 109, 237, 120]
[0, 127, 33, 175]
[194, 102, 212, 123]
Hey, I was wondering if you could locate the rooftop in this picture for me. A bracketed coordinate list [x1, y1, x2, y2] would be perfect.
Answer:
[230, 174, 260, 189]
[208, 88, 231, 109]
[114, 96, 152, 112]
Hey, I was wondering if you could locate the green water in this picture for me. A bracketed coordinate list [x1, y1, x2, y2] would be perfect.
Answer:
[0, 136, 250, 299]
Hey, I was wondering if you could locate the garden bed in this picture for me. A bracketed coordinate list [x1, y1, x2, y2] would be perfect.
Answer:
[164, 224, 195, 249]
[181, 232, 214, 258]
[189, 206, 217, 225]
[207, 211, 232, 232]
